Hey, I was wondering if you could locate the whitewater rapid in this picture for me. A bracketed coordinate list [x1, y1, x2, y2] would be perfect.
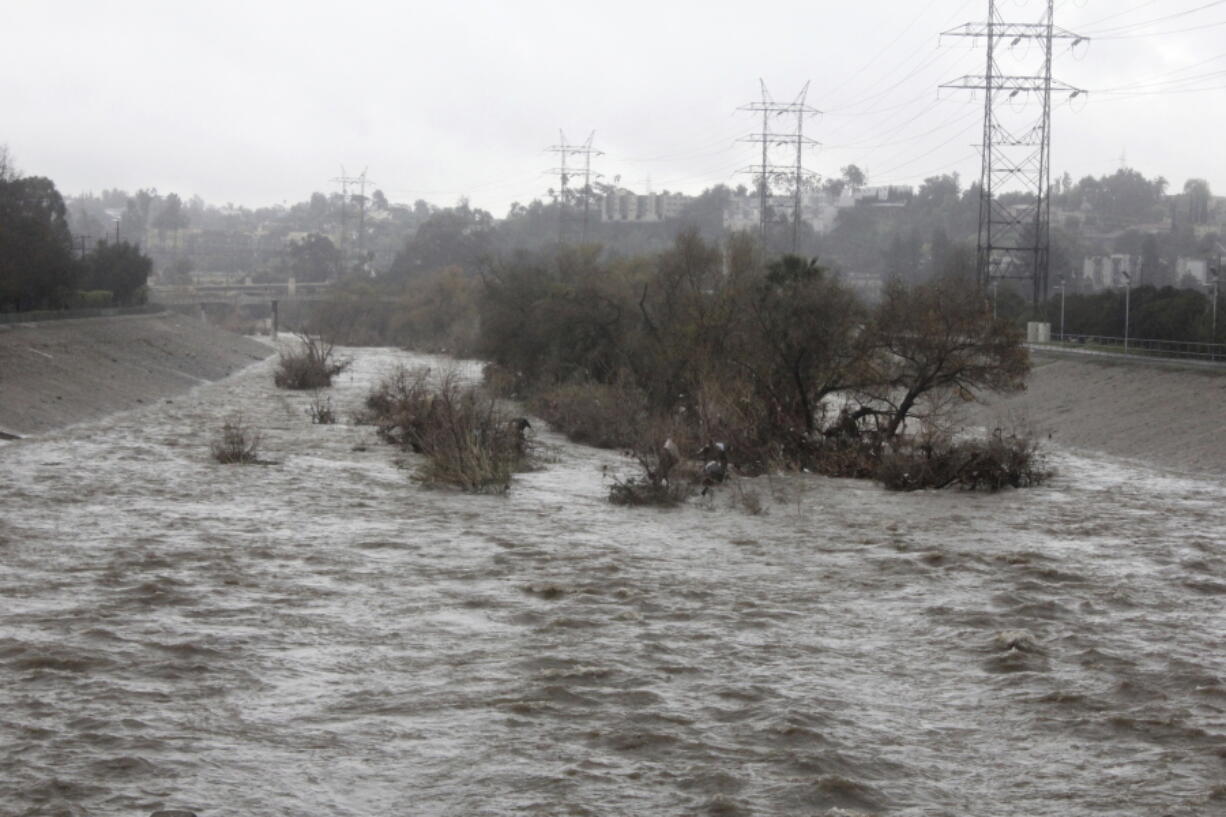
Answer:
[2, 347, 1223, 816]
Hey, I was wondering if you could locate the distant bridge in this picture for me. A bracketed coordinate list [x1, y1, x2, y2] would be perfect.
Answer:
[149, 280, 334, 306]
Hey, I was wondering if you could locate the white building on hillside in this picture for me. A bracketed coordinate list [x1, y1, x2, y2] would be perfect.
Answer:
[599, 189, 692, 223]
[1082, 254, 1137, 289]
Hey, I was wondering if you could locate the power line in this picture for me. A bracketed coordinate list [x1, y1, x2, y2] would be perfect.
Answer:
[824, 0, 977, 111]
[1074, 0, 1160, 29]
[1082, 0, 1226, 35]
[1089, 17, 1226, 39]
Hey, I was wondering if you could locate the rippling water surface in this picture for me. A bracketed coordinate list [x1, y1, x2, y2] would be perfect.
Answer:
[2, 347, 1224, 816]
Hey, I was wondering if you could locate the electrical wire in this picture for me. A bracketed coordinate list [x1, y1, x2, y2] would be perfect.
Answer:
[1082, 0, 1226, 35]
[1091, 18, 1226, 39]
[1074, 0, 1159, 29]
[826, 106, 983, 154]
[1097, 67, 1226, 95]
[870, 117, 983, 178]
[821, 0, 951, 110]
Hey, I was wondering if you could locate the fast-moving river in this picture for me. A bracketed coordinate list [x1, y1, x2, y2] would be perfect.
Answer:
[2, 347, 1224, 817]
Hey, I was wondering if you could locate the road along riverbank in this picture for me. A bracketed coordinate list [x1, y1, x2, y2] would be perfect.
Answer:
[0, 311, 272, 438]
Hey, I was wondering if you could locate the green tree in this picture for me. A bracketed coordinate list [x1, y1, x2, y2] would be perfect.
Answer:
[388, 202, 494, 280]
[288, 233, 340, 282]
[83, 240, 152, 305]
[153, 192, 188, 247]
[1184, 178, 1211, 225]
[735, 255, 868, 434]
[841, 164, 867, 192]
[0, 174, 78, 310]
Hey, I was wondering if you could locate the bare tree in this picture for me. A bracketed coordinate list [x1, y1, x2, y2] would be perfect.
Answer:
[864, 274, 1029, 438]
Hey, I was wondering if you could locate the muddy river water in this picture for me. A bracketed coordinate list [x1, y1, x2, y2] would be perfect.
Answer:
[2, 347, 1224, 816]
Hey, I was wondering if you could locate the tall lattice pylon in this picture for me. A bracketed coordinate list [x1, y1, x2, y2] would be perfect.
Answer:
[546, 131, 603, 243]
[331, 166, 370, 277]
[941, 1, 1086, 305]
[738, 80, 820, 254]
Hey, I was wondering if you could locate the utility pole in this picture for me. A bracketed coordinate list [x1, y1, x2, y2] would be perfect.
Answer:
[1209, 267, 1219, 356]
[1122, 269, 1132, 354]
[1058, 275, 1066, 341]
[738, 80, 820, 255]
[546, 131, 603, 243]
[941, 1, 1086, 307]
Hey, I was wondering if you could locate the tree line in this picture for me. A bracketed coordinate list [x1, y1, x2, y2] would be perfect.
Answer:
[317, 229, 1039, 492]
[0, 148, 151, 312]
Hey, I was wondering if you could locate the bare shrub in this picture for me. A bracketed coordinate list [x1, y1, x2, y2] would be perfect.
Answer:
[608, 436, 696, 507]
[529, 378, 652, 450]
[729, 482, 765, 515]
[365, 367, 531, 492]
[210, 416, 262, 464]
[362, 365, 436, 448]
[307, 391, 337, 424]
[808, 432, 886, 479]
[689, 377, 787, 477]
[609, 469, 694, 507]
[274, 334, 349, 390]
[481, 363, 523, 400]
[875, 427, 1051, 492]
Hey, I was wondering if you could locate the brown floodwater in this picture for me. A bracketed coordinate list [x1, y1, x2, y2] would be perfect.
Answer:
[2, 347, 1224, 816]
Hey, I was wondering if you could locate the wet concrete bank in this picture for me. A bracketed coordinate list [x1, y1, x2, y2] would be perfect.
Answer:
[974, 352, 1226, 477]
[0, 311, 272, 437]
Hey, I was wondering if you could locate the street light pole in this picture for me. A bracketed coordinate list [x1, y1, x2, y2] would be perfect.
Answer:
[1210, 268, 1219, 358]
[1058, 276, 1066, 342]
[1121, 269, 1132, 354]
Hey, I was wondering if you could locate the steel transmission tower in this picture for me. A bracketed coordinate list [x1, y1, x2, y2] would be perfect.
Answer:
[352, 168, 376, 273]
[738, 80, 820, 254]
[941, 1, 1086, 305]
[546, 131, 603, 243]
[331, 166, 367, 277]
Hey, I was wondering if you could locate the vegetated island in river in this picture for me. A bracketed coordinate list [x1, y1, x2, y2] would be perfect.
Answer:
[2, 310, 1222, 482]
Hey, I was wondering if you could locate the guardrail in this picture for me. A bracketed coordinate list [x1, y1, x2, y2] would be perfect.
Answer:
[1042, 333, 1226, 362]
[149, 281, 334, 304]
[0, 304, 164, 325]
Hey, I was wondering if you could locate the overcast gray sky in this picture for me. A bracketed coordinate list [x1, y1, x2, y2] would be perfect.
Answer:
[4, 0, 1225, 215]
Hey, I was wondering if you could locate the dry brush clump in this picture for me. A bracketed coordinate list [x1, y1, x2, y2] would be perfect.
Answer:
[363, 366, 532, 493]
[360, 365, 436, 448]
[306, 391, 337, 424]
[274, 334, 349, 390]
[608, 435, 697, 507]
[874, 427, 1050, 492]
[210, 416, 263, 464]
[529, 378, 653, 450]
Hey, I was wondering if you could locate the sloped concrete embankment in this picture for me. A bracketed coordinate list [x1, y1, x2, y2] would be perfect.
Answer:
[0, 312, 272, 437]
[975, 352, 1226, 477]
